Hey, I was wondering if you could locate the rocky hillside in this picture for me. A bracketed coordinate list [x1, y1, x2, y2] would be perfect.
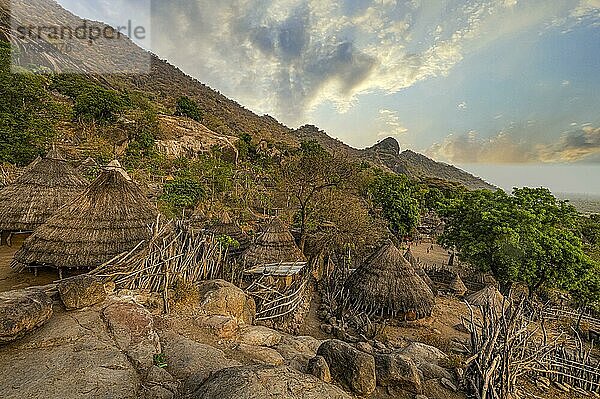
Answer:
[2, 0, 495, 191]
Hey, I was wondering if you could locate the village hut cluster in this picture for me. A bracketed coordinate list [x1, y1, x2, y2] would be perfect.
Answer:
[0, 147, 499, 329]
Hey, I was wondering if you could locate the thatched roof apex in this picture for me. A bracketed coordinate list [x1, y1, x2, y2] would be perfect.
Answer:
[0, 152, 88, 232]
[450, 274, 467, 296]
[466, 285, 504, 308]
[105, 159, 131, 181]
[242, 217, 306, 267]
[12, 166, 158, 270]
[346, 241, 435, 320]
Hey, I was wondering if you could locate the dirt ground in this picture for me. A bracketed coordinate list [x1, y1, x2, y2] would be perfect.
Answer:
[0, 235, 56, 292]
[409, 240, 453, 268]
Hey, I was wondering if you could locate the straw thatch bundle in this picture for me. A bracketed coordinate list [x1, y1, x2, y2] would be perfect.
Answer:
[0, 149, 88, 232]
[12, 161, 158, 270]
[345, 242, 435, 321]
[450, 273, 468, 296]
[466, 285, 504, 309]
[404, 248, 435, 290]
[242, 217, 306, 267]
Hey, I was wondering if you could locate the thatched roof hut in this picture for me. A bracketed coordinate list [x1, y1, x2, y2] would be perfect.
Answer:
[206, 211, 249, 255]
[466, 285, 504, 308]
[242, 217, 306, 267]
[0, 148, 88, 232]
[345, 242, 435, 321]
[12, 160, 158, 271]
[450, 273, 468, 296]
[404, 248, 435, 290]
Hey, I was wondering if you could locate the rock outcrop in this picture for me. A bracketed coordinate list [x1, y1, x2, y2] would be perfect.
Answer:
[58, 275, 106, 310]
[197, 280, 256, 324]
[374, 352, 422, 393]
[316, 339, 377, 396]
[0, 288, 53, 344]
[190, 365, 352, 399]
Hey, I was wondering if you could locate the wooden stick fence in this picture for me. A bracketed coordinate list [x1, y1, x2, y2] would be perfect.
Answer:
[542, 306, 600, 331]
[246, 275, 309, 322]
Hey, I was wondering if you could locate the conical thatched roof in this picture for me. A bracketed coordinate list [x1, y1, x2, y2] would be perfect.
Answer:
[242, 217, 306, 267]
[0, 149, 88, 232]
[12, 161, 158, 270]
[466, 285, 504, 308]
[346, 242, 435, 320]
[404, 248, 435, 290]
[206, 211, 249, 255]
[450, 274, 467, 296]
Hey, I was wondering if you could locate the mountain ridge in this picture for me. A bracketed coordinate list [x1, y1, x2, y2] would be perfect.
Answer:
[2, 0, 496, 191]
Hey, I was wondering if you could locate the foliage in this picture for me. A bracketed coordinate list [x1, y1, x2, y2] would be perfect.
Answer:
[439, 187, 592, 297]
[216, 234, 240, 249]
[367, 172, 421, 238]
[73, 86, 128, 123]
[279, 140, 357, 251]
[153, 353, 168, 368]
[0, 42, 62, 165]
[160, 176, 205, 214]
[174, 96, 202, 122]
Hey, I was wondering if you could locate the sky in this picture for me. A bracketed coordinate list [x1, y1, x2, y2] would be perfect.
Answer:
[55, 0, 600, 194]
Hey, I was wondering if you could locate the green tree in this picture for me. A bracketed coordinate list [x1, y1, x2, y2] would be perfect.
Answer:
[174, 96, 202, 122]
[368, 172, 421, 238]
[0, 42, 61, 165]
[439, 187, 589, 296]
[73, 86, 128, 123]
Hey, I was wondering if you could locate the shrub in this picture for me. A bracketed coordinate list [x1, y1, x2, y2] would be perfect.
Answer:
[73, 87, 128, 123]
[174, 96, 202, 122]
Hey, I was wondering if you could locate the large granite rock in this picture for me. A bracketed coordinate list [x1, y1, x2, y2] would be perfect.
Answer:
[58, 275, 106, 310]
[159, 332, 241, 392]
[103, 301, 161, 370]
[236, 343, 285, 366]
[190, 365, 351, 399]
[316, 339, 376, 396]
[238, 325, 282, 347]
[0, 308, 140, 398]
[374, 352, 422, 393]
[0, 289, 53, 344]
[307, 355, 332, 383]
[401, 342, 448, 366]
[197, 280, 256, 324]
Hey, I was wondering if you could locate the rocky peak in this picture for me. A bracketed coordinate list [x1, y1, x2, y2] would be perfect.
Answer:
[369, 137, 400, 156]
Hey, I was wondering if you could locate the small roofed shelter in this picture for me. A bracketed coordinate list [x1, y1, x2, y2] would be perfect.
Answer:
[0, 148, 88, 242]
[12, 160, 158, 274]
[466, 285, 504, 309]
[205, 211, 249, 256]
[449, 273, 468, 297]
[404, 247, 435, 290]
[345, 241, 435, 321]
[242, 217, 307, 287]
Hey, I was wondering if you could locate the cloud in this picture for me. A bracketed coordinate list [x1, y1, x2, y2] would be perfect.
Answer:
[458, 101, 467, 109]
[427, 126, 600, 164]
[136, 0, 584, 125]
[376, 109, 409, 137]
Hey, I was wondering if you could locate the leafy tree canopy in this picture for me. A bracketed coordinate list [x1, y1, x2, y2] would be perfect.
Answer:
[368, 172, 421, 238]
[439, 187, 592, 297]
[174, 96, 202, 122]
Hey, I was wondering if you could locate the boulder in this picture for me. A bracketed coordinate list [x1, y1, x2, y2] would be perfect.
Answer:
[103, 302, 161, 369]
[146, 365, 179, 394]
[0, 289, 53, 344]
[197, 280, 255, 324]
[160, 332, 241, 392]
[355, 341, 374, 354]
[236, 343, 285, 366]
[401, 342, 448, 366]
[374, 352, 422, 394]
[316, 339, 376, 396]
[419, 361, 454, 381]
[195, 315, 239, 339]
[58, 275, 106, 310]
[238, 325, 282, 347]
[0, 308, 140, 398]
[307, 355, 331, 383]
[190, 365, 352, 399]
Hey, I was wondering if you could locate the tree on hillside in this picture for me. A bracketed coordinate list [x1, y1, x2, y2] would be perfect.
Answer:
[0, 42, 61, 165]
[367, 172, 421, 238]
[279, 141, 356, 252]
[73, 86, 128, 123]
[439, 187, 591, 297]
[174, 96, 202, 122]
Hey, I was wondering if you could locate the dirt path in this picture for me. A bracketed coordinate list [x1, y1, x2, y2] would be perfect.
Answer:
[0, 236, 56, 292]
